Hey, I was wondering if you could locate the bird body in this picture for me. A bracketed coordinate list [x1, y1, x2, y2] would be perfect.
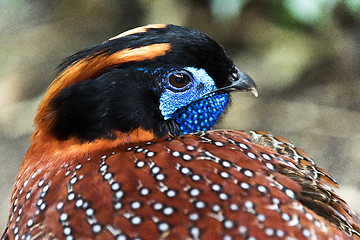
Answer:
[2, 24, 360, 240]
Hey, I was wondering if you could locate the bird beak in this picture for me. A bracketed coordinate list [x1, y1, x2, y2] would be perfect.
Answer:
[208, 68, 258, 97]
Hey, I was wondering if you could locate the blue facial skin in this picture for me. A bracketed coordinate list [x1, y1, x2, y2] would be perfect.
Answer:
[158, 67, 230, 134]
[172, 93, 229, 134]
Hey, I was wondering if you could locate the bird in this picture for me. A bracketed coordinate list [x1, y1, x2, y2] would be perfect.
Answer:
[2, 24, 360, 240]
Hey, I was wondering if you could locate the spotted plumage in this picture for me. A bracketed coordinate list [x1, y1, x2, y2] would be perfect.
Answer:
[2, 24, 360, 240]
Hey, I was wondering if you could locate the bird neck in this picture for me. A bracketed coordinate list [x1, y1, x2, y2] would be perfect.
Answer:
[26, 128, 156, 160]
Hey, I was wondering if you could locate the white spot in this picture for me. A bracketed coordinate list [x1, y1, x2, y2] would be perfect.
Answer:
[195, 201, 205, 209]
[111, 182, 120, 191]
[156, 173, 166, 181]
[69, 177, 77, 185]
[99, 165, 108, 172]
[60, 213, 68, 222]
[247, 152, 257, 159]
[115, 191, 124, 199]
[187, 145, 196, 151]
[273, 198, 280, 205]
[240, 182, 250, 189]
[146, 151, 155, 158]
[140, 188, 150, 196]
[166, 190, 176, 198]
[244, 201, 254, 210]
[213, 204, 221, 212]
[189, 188, 200, 197]
[190, 227, 200, 237]
[104, 172, 112, 180]
[135, 161, 145, 168]
[40, 203, 46, 211]
[63, 227, 71, 235]
[75, 164, 82, 170]
[261, 153, 272, 161]
[239, 143, 249, 149]
[257, 214, 265, 222]
[114, 202, 122, 210]
[189, 213, 199, 221]
[212, 184, 221, 192]
[68, 193, 75, 201]
[230, 204, 238, 211]
[151, 166, 161, 174]
[136, 148, 144, 152]
[153, 203, 163, 211]
[265, 163, 274, 171]
[302, 228, 311, 237]
[239, 225, 247, 234]
[38, 179, 45, 187]
[276, 229, 285, 237]
[305, 212, 314, 221]
[75, 199, 84, 208]
[82, 201, 89, 209]
[257, 185, 267, 193]
[220, 171, 230, 179]
[117, 235, 126, 240]
[86, 208, 94, 216]
[25, 192, 31, 200]
[223, 235, 232, 240]
[42, 184, 50, 193]
[214, 141, 225, 147]
[223, 220, 234, 229]
[131, 216, 142, 225]
[221, 160, 231, 168]
[27, 219, 33, 227]
[65, 170, 71, 177]
[243, 170, 254, 178]
[192, 175, 201, 181]
[219, 193, 228, 200]
[158, 222, 170, 232]
[92, 224, 102, 233]
[172, 151, 180, 157]
[131, 201, 141, 209]
[182, 154, 192, 161]
[163, 207, 174, 215]
[285, 189, 295, 198]
[282, 213, 290, 221]
[265, 228, 274, 236]
[56, 202, 64, 210]
[180, 167, 191, 175]
[36, 199, 43, 206]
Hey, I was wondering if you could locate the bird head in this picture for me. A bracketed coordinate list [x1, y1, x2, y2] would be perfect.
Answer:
[33, 24, 257, 149]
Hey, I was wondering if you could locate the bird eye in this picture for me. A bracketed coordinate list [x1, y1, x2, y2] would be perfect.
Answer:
[168, 71, 192, 90]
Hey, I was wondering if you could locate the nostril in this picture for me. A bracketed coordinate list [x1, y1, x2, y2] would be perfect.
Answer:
[230, 68, 240, 82]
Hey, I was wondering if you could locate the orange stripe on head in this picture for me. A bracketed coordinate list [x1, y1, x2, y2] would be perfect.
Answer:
[35, 43, 171, 130]
[108, 24, 167, 41]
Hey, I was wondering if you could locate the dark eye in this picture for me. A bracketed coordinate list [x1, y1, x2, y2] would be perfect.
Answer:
[168, 72, 191, 90]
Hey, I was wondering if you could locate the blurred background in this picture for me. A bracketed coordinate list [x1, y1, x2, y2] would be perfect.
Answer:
[0, 0, 359, 231]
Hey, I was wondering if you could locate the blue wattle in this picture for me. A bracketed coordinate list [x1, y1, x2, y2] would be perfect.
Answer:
[172, 93, 230, 134]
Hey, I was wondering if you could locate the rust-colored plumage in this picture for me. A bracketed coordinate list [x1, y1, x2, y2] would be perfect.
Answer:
[2, 24, 360, 240]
